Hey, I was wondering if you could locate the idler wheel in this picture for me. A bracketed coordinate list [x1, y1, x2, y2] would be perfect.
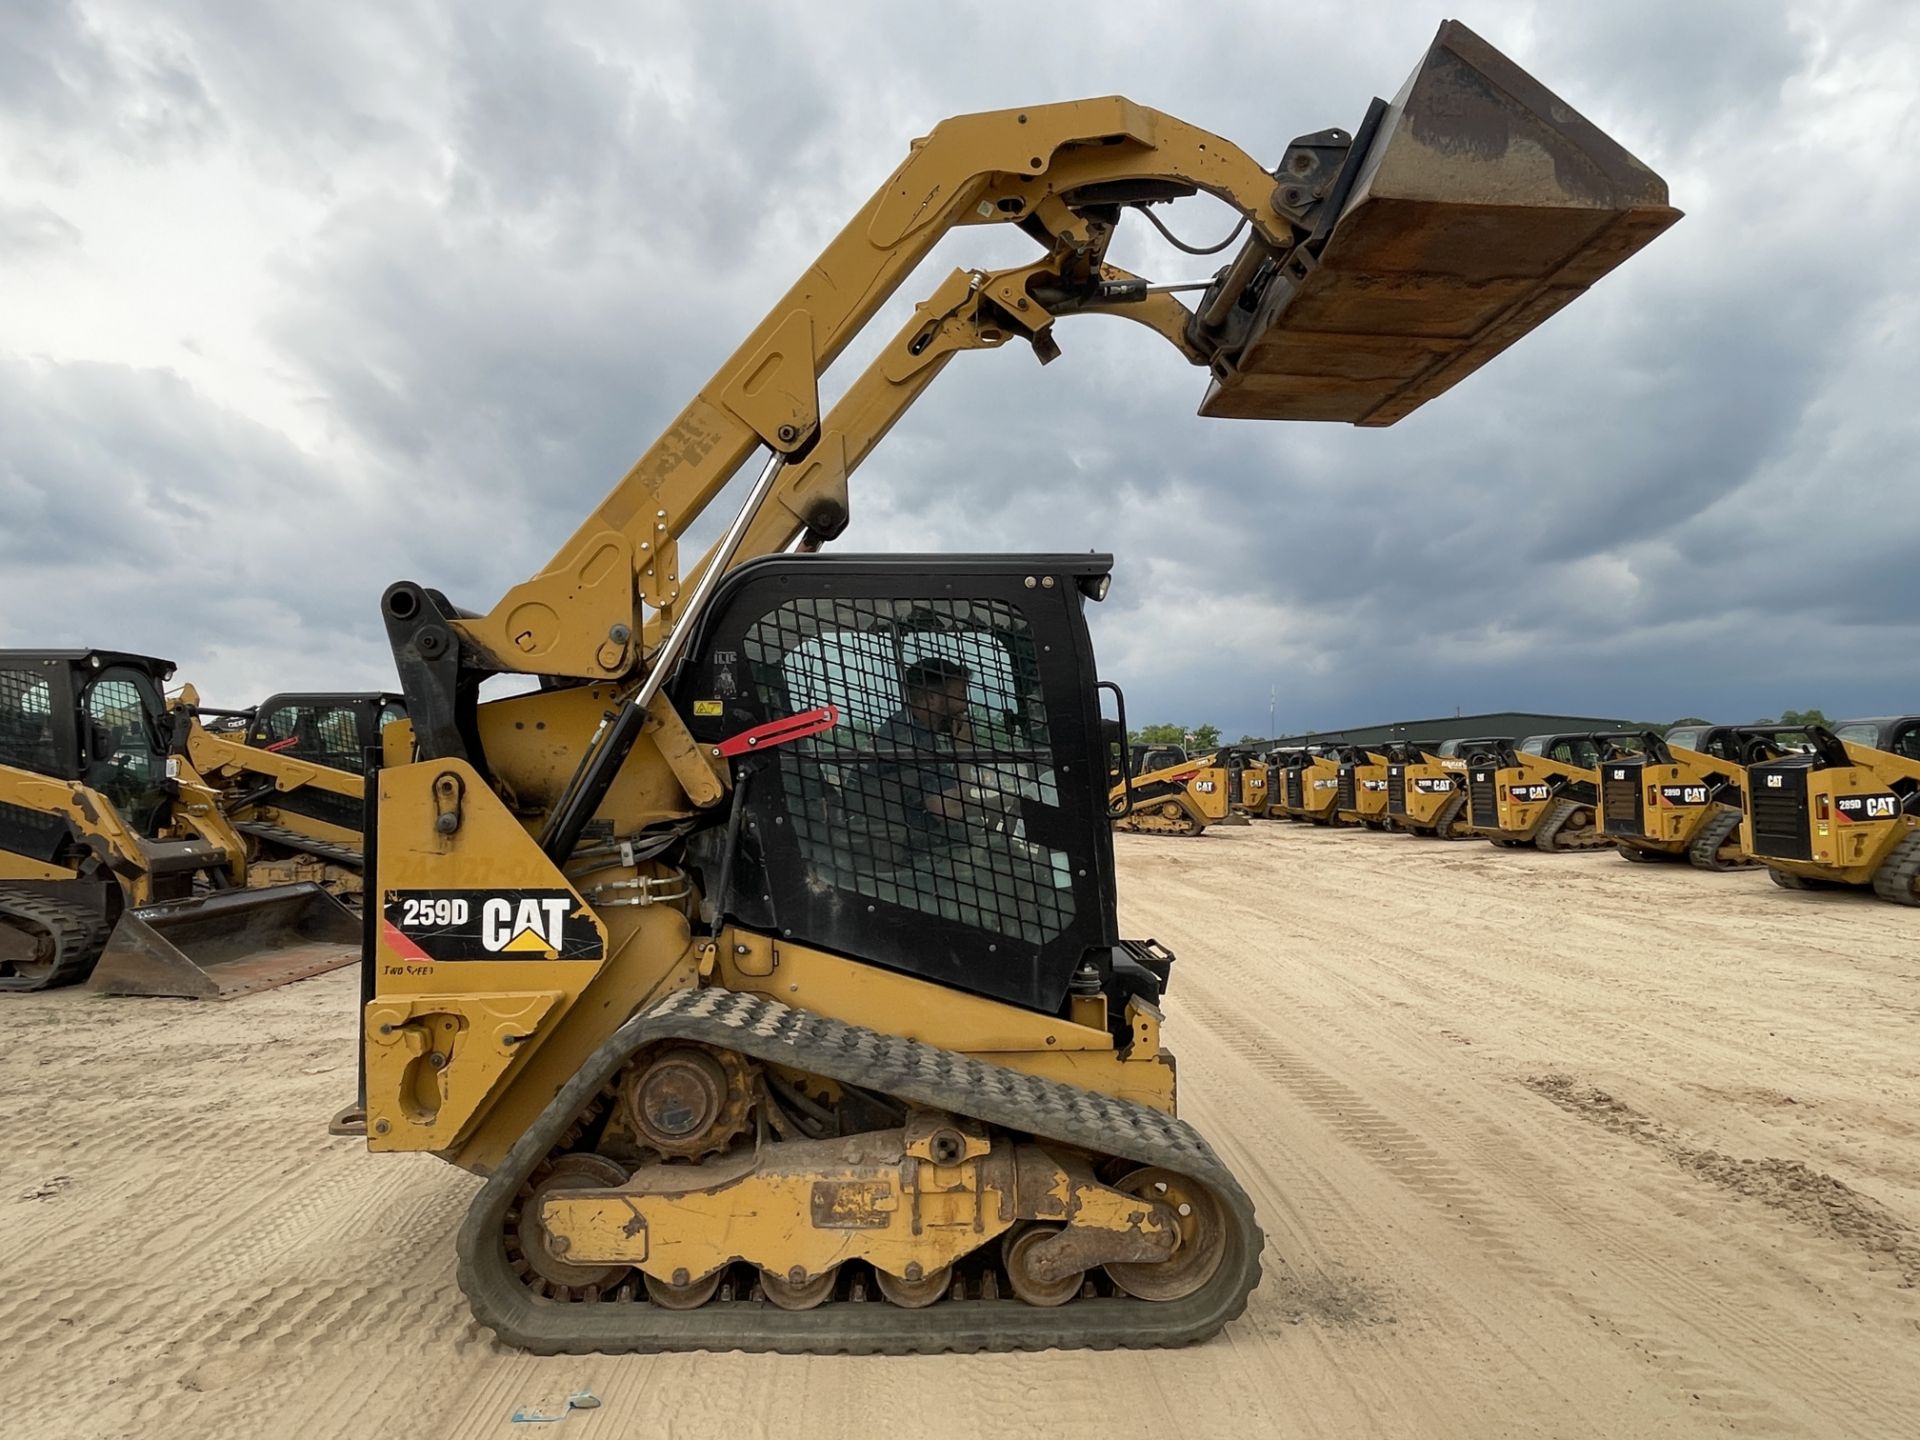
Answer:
[1103, 1167, 1226, 1302]
[515, 1153, 630, 1293]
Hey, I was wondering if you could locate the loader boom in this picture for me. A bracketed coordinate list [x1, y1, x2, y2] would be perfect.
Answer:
[395, 20, 1679, 736]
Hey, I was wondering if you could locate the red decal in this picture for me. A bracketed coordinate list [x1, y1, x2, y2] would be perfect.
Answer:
[383, 920, 432, 962]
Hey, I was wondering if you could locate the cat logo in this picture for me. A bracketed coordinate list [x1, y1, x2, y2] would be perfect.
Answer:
[482, 896, 573, 954]
[1765, 774, 1785, 788]
[383, 888, 604, 963]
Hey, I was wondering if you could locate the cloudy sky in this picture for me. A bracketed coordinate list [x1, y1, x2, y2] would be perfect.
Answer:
[4, 0, 1916, 739]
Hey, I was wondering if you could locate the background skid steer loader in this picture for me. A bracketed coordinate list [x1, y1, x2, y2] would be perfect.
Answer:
[1333, 746, 1394, 829]
[1111, 745, 1233, 837]
[1460, 734, 1614, 851]
[0, 650, 357, 997]
[1742, 717, 1920, 903]
[1384, 736, 1504, 838]
[1597, 727, 1754, 871]
[174, 688, 408, 896]
[1229, 750, 1272, 818]
[1277, 747, 1346, 824]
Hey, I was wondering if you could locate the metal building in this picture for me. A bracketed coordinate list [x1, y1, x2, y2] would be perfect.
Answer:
[1262, 711, 1645, 750]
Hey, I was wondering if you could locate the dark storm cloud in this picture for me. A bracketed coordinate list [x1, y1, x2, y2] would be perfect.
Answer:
[1, 1, 1916, 730]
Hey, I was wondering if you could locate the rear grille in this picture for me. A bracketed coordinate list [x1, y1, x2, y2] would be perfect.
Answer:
[1335, 767, 1357, 811]
[1468, 768, 1499, 828]
[1748, 763, 1812, 860]
[1387, 766, 1407, 815]
[1285, 770, 1303, 809]
[1601, 761, 1645, 837]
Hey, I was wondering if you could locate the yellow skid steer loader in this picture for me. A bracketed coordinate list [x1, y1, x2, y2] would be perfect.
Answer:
[174, 688, 408, 895]
[1383, 736, 1504, 838]
[1111, 745, 1233, 836]
[1597, 726, 1754, 870]
[342, 21, 1675, 1351]
[0, 650, 358, 996]
[1332, 746, 1394, 829]
[1743, 717, 1920, 903]
[1460, 734, 1615, 851]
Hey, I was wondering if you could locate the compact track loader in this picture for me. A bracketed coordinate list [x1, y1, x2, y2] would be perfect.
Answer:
[0, 650, 358, 996]
[1333, 746, 1393, 829]
[1111, 746, 1233, 836]
[176, 689, 407, 894]
[1597, 727, 1753, 870]
[1383, 736, 1499, 838]
[1230, 751, 1272, 818]
[1275, 746, 1345, 823]
[349, 21, 1673, 1352]
[1743, 717, 1920, 903]
[1460, 734, 1614, 851]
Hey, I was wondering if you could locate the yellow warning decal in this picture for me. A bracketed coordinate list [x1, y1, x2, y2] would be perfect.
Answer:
[693, 699, 724, 717]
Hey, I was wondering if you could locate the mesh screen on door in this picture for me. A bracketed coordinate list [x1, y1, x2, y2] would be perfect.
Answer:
[741, 596, 1075, 947]
[0, 670, 57, 773]
[261, 705, 362, 770]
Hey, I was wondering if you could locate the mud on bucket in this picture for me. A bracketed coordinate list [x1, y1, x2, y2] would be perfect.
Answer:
[1198, 19, 1682, 426]
[88, 882, 360, 1001]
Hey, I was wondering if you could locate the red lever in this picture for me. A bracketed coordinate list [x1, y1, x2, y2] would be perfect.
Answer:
[715, 705, 838, 758]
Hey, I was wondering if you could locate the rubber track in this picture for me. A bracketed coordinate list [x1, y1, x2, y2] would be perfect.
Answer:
[1114, 805, 1203, 837]
[1687, 806, 1751, 872]
[0, 893, 109, 991]
[1534, 796, 1613, 852]
[1427, 789, 1467, 839]
[235, 821, 364, 870]
[457, 987, 1264, 1355]
[1871, 829, 1920, 906]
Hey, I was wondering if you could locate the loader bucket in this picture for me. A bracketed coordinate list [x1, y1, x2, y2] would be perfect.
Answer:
[88, 882, 359, 1000]
[1199, 19, 1681, 425]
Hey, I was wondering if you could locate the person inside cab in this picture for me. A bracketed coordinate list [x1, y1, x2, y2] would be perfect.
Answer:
[876, 657, 973, 828]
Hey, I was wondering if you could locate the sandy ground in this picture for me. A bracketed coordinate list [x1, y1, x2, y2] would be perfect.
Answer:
[3, 823, 1918, 1439]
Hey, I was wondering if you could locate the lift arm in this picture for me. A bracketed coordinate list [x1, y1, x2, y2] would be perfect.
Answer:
[386, 21, 1679, 774]
[446, 98, 1293, 684]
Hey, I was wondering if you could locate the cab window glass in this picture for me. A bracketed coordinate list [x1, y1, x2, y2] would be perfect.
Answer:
[0, 669, 58, 774]
[82, 668, 168, 824]
[746, 595, 1072, 946]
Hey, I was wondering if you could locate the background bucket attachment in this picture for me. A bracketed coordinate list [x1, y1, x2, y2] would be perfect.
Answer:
[88, 882, 360, 1000]
[1198, 19, 1682, 425]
